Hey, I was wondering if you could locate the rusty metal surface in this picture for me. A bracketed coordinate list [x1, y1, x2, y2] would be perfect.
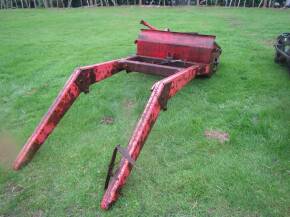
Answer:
[104, 145, 136, 190]
[136, 30, 216, 64]
[140, 19, 158, 30]
[119, 59, 182, 77]
[13, 60, 122, 170]
[13, 20, 222, 210]
[101, 65, 199, 209]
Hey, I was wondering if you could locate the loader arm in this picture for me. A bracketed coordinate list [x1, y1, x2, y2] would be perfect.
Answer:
[13, 60, 123, 170]
[101, 65, 200, 209]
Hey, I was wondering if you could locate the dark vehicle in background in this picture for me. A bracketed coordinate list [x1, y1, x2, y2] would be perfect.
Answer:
[274, 33, 290, 72]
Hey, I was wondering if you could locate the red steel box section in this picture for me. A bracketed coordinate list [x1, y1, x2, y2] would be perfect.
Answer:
[136, 29, 216, 64]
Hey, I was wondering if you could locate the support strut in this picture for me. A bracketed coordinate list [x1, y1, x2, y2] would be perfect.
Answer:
[101, 65, 199, 209]
[13, 60, 122, 170]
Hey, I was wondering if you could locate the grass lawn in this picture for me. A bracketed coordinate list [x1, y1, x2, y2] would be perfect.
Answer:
[0, 6, 290, 217]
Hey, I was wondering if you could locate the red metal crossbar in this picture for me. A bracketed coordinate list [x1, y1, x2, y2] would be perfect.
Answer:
[13, 20, 221, 210]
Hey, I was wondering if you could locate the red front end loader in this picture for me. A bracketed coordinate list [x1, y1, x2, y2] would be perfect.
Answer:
[13, 20, 222, 209]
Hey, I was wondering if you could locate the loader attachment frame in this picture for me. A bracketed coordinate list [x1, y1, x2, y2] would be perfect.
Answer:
[13, 20, 222, 210]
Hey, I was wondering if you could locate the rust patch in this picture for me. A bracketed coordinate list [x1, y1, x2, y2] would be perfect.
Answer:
[204, 130, 229, 143]
[100, 116, 114, 125]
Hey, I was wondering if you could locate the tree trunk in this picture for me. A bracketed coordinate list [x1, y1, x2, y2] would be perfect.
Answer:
[67, 0, 72, 7]
[196, 0, 199, 6]
[229, 0, 233, 6]
[243, 0, 246, 7]
[268, 0, 271, 7]
[263, 0, 267, 7]
[14, 0, 18, 8]
[258, 0, 263, 7]
[237, 0, 240, 6]
[252, 0, 254, 7]
[215, 0, 218, 6]
[139, 0, 141, 5]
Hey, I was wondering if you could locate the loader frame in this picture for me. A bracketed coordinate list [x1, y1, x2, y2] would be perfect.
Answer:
[13, 20, 222, 210]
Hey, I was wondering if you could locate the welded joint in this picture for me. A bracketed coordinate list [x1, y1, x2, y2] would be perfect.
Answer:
[121, 63, 132, 73]
[158, 82, 172, 111]
[104, 145, 136, 190]
[75, 68, 95, 94]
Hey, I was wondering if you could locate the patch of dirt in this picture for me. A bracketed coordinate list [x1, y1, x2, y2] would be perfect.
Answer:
[4, 182, 23, 197]
[25, 83, 49, 96]
[65, 206, 84, 217]
[223, 16, 243, 28]
[122, 99, 135, 121]
[229, 19, 243, 27]
[32, 210, 44, 217]
[252, 115, 259, 125]
[204, 130, 229, 143]
[26, 88, 38, 96]
[261, 38, 276, 48]
[0, 132, 18, 168]
[207, 207, 216, 215]
[100, 116, 114, 125]
[123, 99, 135, 110]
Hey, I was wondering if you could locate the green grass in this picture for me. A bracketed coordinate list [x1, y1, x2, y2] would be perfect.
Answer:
[0, 7, 290, 217]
